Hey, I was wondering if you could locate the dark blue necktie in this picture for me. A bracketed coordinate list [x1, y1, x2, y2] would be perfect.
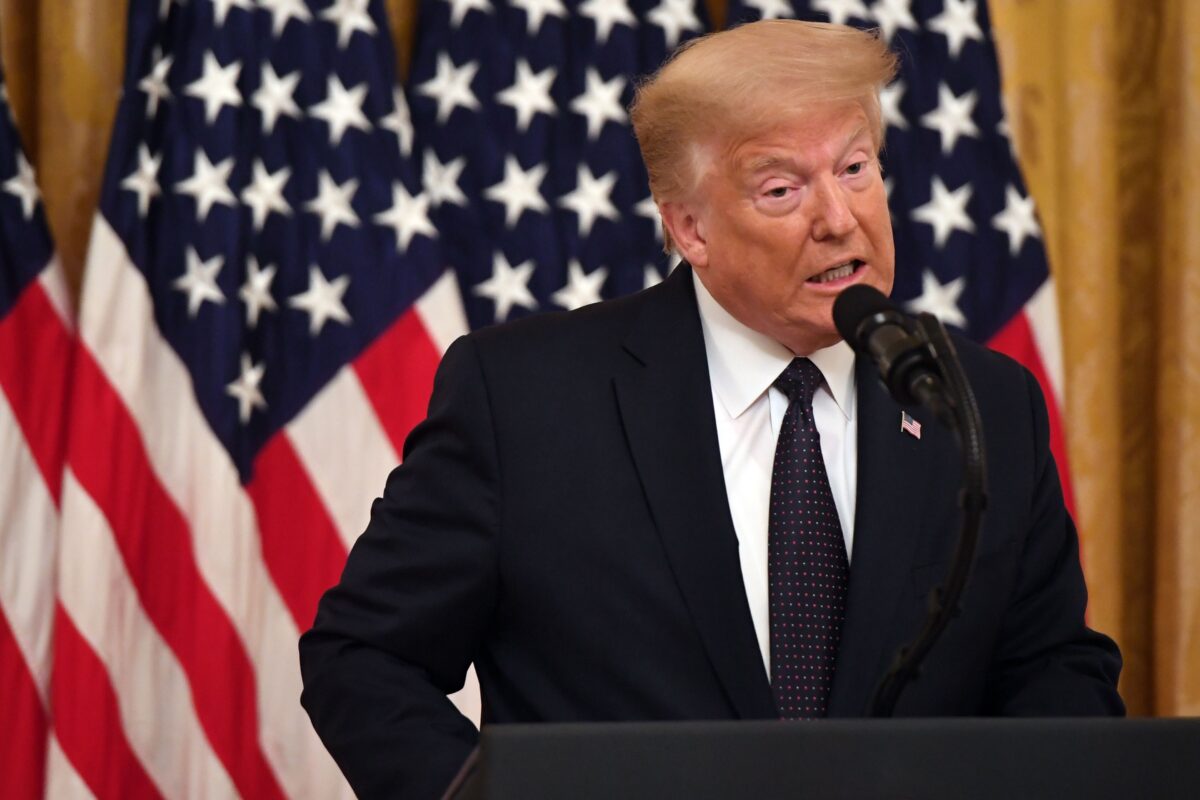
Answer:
[768, 357, 850, 719]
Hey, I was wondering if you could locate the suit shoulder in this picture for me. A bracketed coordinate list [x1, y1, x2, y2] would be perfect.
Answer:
[950, 333, 1032, 390]
[947, 334, 1049, 443]
[463, 282, 660, 364]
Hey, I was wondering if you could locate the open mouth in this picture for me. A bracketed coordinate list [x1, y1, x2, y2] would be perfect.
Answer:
[807, 259, 864, 284]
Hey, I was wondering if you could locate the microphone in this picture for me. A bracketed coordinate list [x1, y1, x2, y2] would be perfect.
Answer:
[832, 284, 947, 411]
[835, 285, 989, 718]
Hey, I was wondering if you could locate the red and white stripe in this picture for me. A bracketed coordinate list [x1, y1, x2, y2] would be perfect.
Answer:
[57, 468, 238, 798]
[0, 263, 87, 799]
[45, 214, 476, 798]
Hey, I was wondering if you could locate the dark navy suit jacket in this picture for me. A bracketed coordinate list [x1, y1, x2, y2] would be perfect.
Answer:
[299, 265, 1123, 799]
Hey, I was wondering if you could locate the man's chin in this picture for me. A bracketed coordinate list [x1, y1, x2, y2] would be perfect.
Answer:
[774, 319, 841, 357]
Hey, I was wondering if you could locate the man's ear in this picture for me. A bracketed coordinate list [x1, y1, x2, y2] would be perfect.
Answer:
[660, 201, 708, 268]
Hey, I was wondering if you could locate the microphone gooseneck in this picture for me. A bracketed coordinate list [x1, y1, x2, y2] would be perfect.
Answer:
[832, 284, 989, 718]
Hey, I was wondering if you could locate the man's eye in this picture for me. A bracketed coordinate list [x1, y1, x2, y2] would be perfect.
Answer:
[845, 161, 866, 175]
[766, 186, 789, 198]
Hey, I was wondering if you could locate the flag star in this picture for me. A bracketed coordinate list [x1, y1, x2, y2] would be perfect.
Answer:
[173, 248, 226, 317]
[374, 182, 437, 251]
[212, 0, 253, 25]
[138, 51, 173, 118]
[422, 151, 468, 208]
[304, 171, 360, 241]
[253, 63, 302, 134]
[444, 0, 491, 27]
[185, 52, 242, 125]
[911, 177, 975, 248]
[309, 76, 372, 146]
[744, 0, 797, 20]
[811, 0, 871, 25]
[927, 0, 984, 59]
[510, 0, 567, 36]
[496, 59, 557, 132]
[417, 54, 481, 124]
[921, 83, 980, 156]
[242, 159, 292, 231]
[992, 184, 1041, 256]
[159, 0, 175, 19]
[559, 165, 620, 237]
[647, 0, 701, 48]
[239, 256, 278, 327]
[474, 251, 538, 322]
[120, 145, 161, 217]
[226, 353, 267, 423]
[570, 68, 626, 141]
[552, 260, 608, 311]
[579, 0, 635, 42]
[380, 89, 414, 157]
[484, 155, 549, 227]
[870, 0, 918, 42]
[258, 0, 313, 37]
[880, 80, 908, 131]
[320, 0, 377, 48]
[634, 195, 663, 242]
[644, 264, 663, 289]
[907, 269, 968, 329]
[289, 265, 352, 335]
[175, 149, 237, 222]
[3, 152, 40, 219]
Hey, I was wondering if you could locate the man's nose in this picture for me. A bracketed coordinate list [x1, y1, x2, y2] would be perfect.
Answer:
[808, 177, 857, 240]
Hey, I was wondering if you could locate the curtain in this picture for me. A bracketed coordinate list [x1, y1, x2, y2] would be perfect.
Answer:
[0, 0, 123, 296]
[1, 0, 1194, 717]
[989, 0, 1200, 716]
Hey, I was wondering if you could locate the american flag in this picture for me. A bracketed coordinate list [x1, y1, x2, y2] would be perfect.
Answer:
[45, 0, 466, 796]
[5, 0, 1072, 795]
[0, 69, 72, 800]
[407, 0, 709, 328]
[728, 0, 1074, 508]
[901, 410, 923, 439]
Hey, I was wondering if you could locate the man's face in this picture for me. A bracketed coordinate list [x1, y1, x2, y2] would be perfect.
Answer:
[664, 103, 895, 355]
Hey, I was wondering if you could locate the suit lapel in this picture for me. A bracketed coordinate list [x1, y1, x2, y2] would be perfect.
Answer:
[828, 357, 954, 716]
[613, 267, 777, 720]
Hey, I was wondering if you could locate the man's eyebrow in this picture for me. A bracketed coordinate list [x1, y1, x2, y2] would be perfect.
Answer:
[743, 154, 795, 173]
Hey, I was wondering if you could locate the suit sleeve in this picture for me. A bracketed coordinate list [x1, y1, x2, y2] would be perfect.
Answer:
[984, 367, 1124, 715]
[299, 334, 500, 798]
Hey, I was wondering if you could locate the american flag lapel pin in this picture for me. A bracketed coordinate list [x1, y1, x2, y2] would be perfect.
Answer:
[901, 411, 922, 440]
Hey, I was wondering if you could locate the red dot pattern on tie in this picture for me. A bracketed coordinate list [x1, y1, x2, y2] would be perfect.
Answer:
[768, 358, 850, 720]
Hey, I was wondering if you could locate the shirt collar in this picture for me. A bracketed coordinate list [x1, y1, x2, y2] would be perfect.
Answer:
[693, 271, 856, 421]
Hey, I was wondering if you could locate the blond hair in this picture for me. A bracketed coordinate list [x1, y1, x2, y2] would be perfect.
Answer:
[630, 20, 898, 251]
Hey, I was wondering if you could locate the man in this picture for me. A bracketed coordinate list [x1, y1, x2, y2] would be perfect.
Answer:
[300, 20, 1123, 799]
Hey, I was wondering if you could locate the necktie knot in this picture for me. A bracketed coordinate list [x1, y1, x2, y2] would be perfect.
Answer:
[774, 357, 823, 407]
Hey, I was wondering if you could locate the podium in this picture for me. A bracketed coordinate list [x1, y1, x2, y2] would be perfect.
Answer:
[447, 719, 1200, 799]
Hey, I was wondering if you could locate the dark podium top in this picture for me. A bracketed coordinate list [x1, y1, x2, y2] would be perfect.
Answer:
[448, 719, 1200, 799]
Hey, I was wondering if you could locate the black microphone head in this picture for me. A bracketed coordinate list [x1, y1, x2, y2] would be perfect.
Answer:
[833, 284, 895, 350]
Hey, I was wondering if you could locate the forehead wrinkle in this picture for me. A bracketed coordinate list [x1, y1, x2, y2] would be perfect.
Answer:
[731, 113, 875, 179]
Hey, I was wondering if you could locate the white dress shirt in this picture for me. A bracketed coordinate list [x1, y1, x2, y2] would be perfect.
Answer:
[692, 274, 858, 677]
